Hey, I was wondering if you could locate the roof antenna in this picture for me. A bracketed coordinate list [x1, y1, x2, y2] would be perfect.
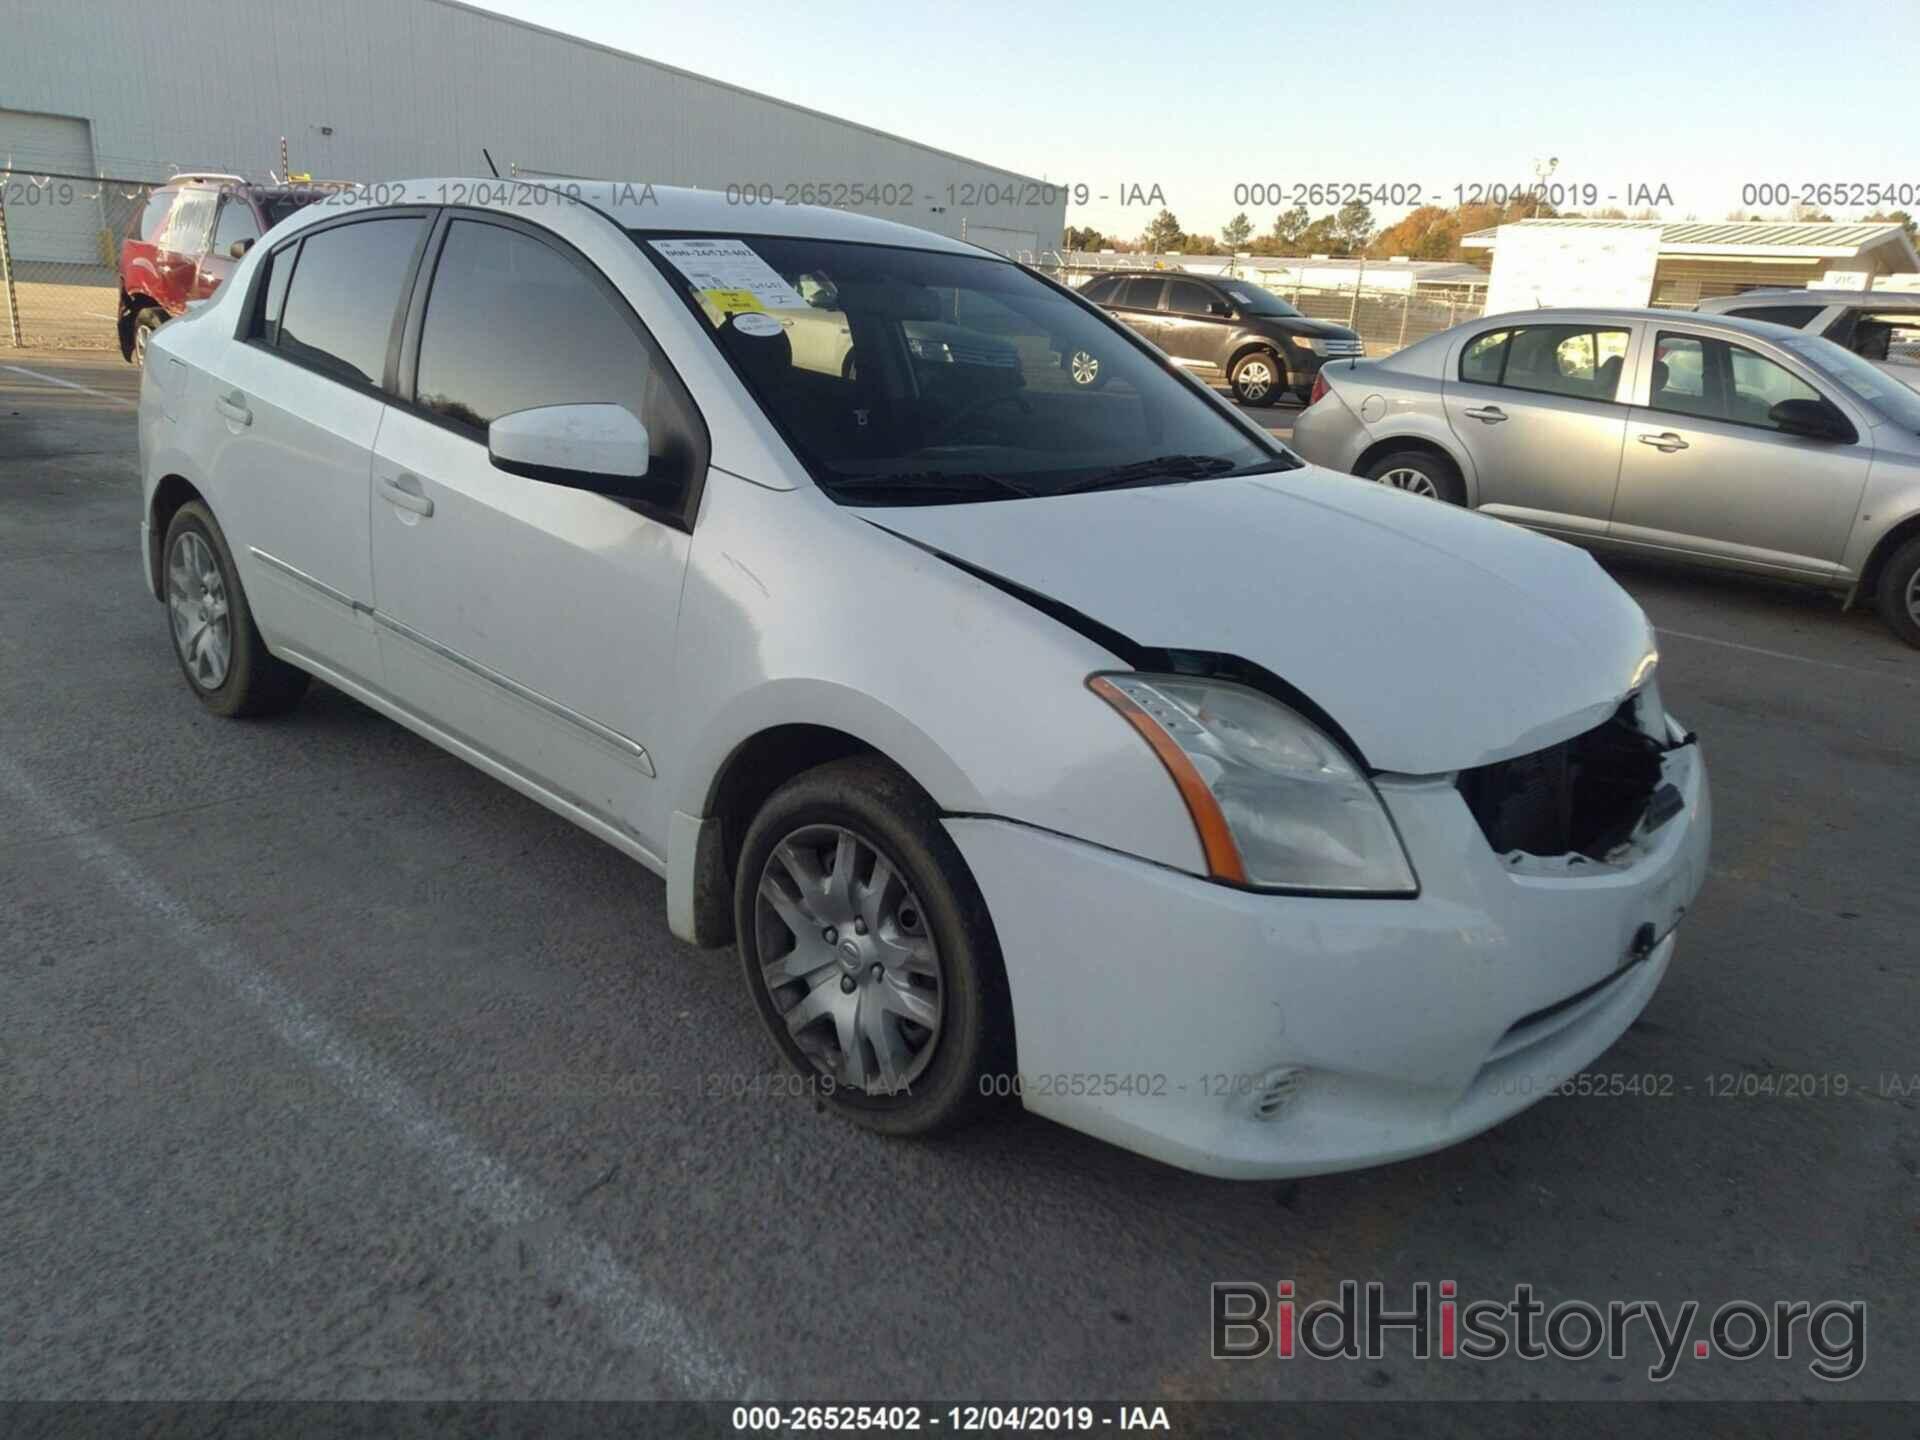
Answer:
[482, 148, 500, 179]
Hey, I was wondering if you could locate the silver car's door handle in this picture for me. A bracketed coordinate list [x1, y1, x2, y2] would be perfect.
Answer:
[1462, 405, 1507, 424]
[377, 474, 434, 517]
[1637, 432, 1690, 452]
[213, 391, 252, 427]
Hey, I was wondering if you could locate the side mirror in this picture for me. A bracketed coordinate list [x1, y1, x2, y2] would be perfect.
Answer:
[1769, 398, 1854, 443]
[228, 238, 254, 260]
[488, 404, 651, 496]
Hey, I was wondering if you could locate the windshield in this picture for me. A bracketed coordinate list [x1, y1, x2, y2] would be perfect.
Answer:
[1217, 280, 1302, 318]
[638, 234, 1286, 504]
[1783, 333, 1920, 433]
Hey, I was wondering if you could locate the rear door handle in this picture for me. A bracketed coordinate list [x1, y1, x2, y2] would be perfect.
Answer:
[213, 391, 252, 427]
[377, 473, 434, 517]
[1462, 405, 1507, 424]
[1637, 432, 1690, 452]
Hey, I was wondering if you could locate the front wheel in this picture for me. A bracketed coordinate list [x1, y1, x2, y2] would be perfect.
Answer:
[1364, 449, 1467, 506]
[1873, 534, 1920, 649]
[735, 756, 1012, 1137]
[162, 501, 310, 717]
[1229, 350, 1283, 406]
[1062, 346, 1108, 389]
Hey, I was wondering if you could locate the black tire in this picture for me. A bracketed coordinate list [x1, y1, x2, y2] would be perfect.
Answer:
[161, 500, 310, 718]
[1873, 533, 1920, 649]
[131, 306, 165, 367]
[734, 755, 1013, 1138]
[1229, 349, 1284, 407]
[1061, 346, 1109, 390]
[1363, 448, 1467, 506]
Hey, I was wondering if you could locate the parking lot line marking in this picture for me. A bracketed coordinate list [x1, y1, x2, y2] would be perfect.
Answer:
[0, 750, 759, 1400]
[1, 364, 137, 407]
[1656, 626, 1915, 686]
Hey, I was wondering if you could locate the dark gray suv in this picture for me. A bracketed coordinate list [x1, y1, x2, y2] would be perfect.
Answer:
[1075, 271, 1362, 406]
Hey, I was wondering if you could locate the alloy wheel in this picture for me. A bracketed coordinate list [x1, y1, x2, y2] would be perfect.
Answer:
[1378, 466, 1440, 498]
[1069, 350, 1100, 385]
[754, 824, 944, 1094]
[1907, 567, 1920, 627]
[167, 530, 232, 690]
[1236, 360, 1273, 401]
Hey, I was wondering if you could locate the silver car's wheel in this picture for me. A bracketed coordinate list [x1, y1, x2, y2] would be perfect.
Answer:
[1907, 568, 1920, 627]
[1068, 349, 1101, 386]
[754, 823, 944, 1095]
[1378, 466, 1440, 498]
[167, 530, 232, 690]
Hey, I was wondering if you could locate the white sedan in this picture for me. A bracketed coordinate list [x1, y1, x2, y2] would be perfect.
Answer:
[138, 180, 1710, 1178]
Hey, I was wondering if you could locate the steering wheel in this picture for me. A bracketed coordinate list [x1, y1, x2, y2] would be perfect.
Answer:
[923, 389, 1033, 445]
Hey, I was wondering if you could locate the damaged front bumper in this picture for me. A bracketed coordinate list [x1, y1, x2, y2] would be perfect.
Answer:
[943, 714, 1710, 1180]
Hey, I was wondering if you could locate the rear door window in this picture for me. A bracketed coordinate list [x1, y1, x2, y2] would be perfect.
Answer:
[274, 217, 426, 388]
[1117, 277, 1165, 310]
[1468, 324, 1631, 401]
[1165, 280, 1219, 316]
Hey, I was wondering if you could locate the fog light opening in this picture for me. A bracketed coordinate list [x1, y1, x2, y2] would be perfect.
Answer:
[1250, 1067, 1307, 1122]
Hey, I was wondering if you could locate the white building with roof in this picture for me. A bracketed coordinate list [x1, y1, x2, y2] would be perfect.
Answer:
[1463, 218, 1920, 309]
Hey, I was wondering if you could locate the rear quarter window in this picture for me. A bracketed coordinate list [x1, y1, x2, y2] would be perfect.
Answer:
[133, 189, 176, 242]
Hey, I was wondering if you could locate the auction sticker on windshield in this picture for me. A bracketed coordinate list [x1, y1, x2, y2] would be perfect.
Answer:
[651, 238, 806, 314]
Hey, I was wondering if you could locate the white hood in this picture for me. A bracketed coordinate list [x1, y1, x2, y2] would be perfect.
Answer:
[858, 467, 1658, 775]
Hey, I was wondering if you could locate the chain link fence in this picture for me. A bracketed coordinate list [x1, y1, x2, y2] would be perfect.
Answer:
[0, 170, 165, 350]
[1025, 255, 1487, 361]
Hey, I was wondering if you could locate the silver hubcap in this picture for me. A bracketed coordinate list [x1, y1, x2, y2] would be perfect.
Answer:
[1069, 350, 1100, 385]
[1379, 466, 1440, 498]
[167, 531, 232, 689]
[755, 825, 943, 1095]
[1907, 567, 1920, 626]
[1236, 361, 1273, 400]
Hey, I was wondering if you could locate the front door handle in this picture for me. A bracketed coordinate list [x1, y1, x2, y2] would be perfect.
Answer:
[377, 473, 434, 518]
[1462, 405, 1507, 424]
[213, 391, 252, 427]
[1637, 432, 1690, 453]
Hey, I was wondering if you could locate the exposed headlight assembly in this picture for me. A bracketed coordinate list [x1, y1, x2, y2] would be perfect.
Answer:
[1090, 674, 1417, 895]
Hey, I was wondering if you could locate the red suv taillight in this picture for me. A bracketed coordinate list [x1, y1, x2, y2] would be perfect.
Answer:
[1307, 372, 1330, 408]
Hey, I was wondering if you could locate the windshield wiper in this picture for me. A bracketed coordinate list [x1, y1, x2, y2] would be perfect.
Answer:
[823, 470, 1038, 502]
[1052, 454, 1245, 495]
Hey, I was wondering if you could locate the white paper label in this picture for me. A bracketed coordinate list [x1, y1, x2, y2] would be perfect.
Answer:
[650, 238, 807, 313]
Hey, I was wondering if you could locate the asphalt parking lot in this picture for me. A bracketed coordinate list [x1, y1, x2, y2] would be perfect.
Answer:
[2, 353, 1915, 1416]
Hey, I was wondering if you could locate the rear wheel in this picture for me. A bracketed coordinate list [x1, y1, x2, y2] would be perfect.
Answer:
[735, 756, 1012, 1137]
[1229, 350, 1283, 406]
[1364, 449, 1466, 505]
[132, 306, 165, 367]
[162, 501, 310, 717]
[1873, 534, 1920, 649]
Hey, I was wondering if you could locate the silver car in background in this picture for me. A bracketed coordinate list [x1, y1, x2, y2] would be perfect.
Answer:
[1291, 308, 1920, 647]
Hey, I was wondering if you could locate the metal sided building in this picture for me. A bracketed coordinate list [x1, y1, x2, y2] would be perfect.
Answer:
[0, 0, 1065, 264]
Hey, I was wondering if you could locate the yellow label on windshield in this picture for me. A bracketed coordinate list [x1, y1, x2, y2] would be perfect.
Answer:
[701, 288, 764, 314]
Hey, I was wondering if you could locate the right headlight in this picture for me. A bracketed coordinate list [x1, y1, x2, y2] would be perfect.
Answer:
[1090, 673, 1417, 895]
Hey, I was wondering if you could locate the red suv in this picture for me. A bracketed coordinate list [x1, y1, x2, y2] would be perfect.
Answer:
[118, 174, 326, 363]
